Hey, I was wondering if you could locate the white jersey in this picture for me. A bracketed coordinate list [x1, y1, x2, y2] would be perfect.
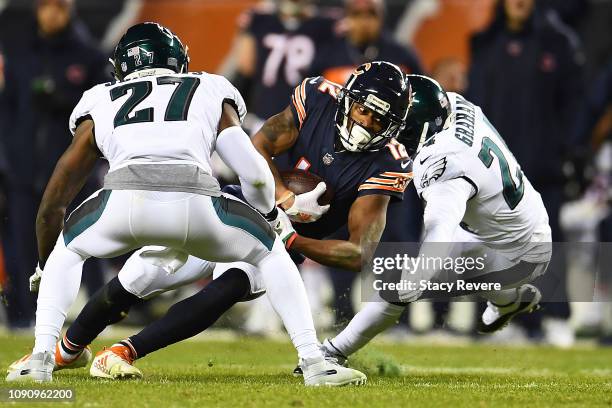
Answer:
[413, 93, 550, 252]
[69, 72, 246, 174]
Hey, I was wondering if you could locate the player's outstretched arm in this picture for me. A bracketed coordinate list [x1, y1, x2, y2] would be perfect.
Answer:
[420, 178, 472, 243]
[398, 178, 472, 302]
[216, 102, 275, 214]
[36, 119, 99, 267]
[291, 194, 390, 272]
[252, 105, 299, 205]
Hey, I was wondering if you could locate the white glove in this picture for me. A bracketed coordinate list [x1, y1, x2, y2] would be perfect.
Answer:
[284, 182, 330, 223]
[265, 207, 297, 248]
[29, 263, 44, 293]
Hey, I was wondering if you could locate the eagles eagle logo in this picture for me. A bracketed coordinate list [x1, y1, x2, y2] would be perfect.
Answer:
[420, 157, 447, 188]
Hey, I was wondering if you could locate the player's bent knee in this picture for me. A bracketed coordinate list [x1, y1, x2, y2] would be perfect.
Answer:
[119, 247, 215, 299]
[118, 248, 170, 298]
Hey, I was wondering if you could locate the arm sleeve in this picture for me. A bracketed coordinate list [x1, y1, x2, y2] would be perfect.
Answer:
[421, 177, 474, 243]
[401, 178, 473, 300]
[216, 125, 275, 214]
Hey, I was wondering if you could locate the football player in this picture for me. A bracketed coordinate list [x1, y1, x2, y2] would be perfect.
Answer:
[6, 22, 367, 387]
[307, 0, 425, 323]
[13, 61, 414, 380]
[305, 75, 552, 369]
[233, 0, 338, 132]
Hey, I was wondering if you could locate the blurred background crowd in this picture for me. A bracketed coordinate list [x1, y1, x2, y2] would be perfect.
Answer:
[0, 0, 611, 348]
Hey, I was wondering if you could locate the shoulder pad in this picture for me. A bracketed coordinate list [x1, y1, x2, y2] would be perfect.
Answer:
[290, 76, 341, 129]
[413, 133, 466, 193]
[69, 83, 107, 135]
[205, 73, 247, 123]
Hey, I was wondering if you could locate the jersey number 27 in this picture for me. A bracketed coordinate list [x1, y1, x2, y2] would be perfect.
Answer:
[110, 76, 200, 128]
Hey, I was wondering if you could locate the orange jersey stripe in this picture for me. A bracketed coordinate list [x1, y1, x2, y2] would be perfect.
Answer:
[293, 86, 306, 119]
[291, 95, 305, 127]
[365, 177, 398, 185]
[381, 172, 413, 178]
[358, 184, 406, 193]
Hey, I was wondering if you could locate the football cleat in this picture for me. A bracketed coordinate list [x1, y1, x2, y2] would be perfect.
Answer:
[478, 284, 541, 334]
[90, 345, 142, 380]
[301, 356, 366, 387]
[6, 342, 91, 380]
[55, 342, 93, 371]
[6, 351, 54, 382]
[293, 339, 348, 377]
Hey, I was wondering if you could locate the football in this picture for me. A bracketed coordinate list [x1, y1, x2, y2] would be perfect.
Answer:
[280, 169, 334, 205]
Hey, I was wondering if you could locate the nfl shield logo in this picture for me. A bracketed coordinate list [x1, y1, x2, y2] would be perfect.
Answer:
[322, 153, 334, 166]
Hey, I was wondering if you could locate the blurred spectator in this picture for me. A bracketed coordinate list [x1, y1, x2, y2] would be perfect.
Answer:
[309, 0, 424, 327]
[572, 59, 612, 344]
[0, 0, 108, 329]
[540, 0, 588, 28]
[573, 59, 612, 151]
[574, 1, 612, 83]
[431, 57, 467, 94]
[0, 46, 4, 91]
[232, 0, 339, 133]
[468, 0, 585, 346]
[311, 0, 422, 84]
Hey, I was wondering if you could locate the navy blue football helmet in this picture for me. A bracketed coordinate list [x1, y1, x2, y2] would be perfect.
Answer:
[335, 61, 412, 152]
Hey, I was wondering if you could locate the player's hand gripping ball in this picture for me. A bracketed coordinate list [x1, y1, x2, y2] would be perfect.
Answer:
[279, 170, 334, 223]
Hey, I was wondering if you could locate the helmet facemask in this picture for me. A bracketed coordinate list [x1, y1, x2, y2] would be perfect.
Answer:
[335, 90, 405, 152]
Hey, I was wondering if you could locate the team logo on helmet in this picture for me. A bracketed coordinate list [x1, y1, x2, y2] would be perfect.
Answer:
[353, 63, 372, 76]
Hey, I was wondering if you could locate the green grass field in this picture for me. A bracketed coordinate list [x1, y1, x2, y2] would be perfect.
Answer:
[1, 334, 611, 407]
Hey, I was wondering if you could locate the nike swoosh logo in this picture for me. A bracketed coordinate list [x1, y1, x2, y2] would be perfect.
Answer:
[419, 155, 432, 165]
[401, 160, 411, 169]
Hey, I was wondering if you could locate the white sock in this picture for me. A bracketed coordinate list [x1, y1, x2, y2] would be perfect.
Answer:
[33, 240, 86, 354]
[482, 288, 518, 306]
[331, 300, 405, 357]
[257, 240, 320, 360]
[58, 336, 83, 362]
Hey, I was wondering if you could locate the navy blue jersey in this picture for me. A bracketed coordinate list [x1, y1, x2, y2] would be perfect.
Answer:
[309, 32, 423, 85]
[240, 8, 337, 120]
[274, 76, 412, 239]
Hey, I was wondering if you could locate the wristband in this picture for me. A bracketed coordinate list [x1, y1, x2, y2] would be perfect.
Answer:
[285, 232, 298, 249]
